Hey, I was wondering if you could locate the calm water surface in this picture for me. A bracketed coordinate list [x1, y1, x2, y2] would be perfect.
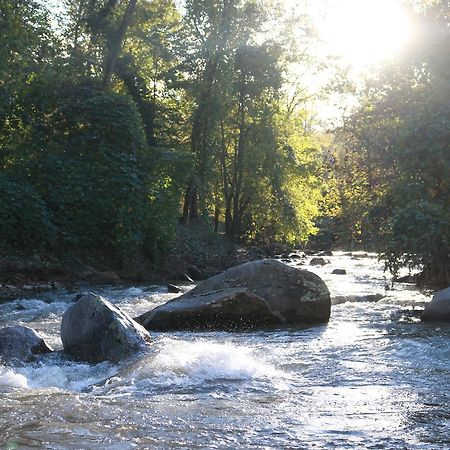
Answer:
[0, 253, 449, 449]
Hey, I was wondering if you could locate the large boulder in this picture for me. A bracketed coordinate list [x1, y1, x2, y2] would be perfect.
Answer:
[167, 259, 330, 326]
[421, 287, 450, 322]
[61, 293, 151, 363]
[0, 325, 53, 364]
[136, 287, 283, 331]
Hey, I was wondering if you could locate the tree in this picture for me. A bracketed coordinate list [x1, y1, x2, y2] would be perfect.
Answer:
[330, 1, 450, 287]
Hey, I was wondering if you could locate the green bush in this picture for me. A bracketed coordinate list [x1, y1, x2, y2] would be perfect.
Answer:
[382, 201, 450, 287]
[0, 173, 54, 250]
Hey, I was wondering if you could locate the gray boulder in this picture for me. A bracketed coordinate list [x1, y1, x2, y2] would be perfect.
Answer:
[421, 287, 450, 322]
[136, 287, 283, 331]
[171, 259, 330, 325]
[61, 293, 151, 363]
[0, 325, 53, 364]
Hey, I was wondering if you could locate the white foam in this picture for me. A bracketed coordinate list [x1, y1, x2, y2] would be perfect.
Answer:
[118, 338, 285, 389]
[0, 367, 29, 388]
[0, 360, 117, 392]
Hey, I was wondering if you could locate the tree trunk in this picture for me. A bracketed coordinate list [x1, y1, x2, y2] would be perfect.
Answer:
[231, 96, 246, 240]
[102, 0, 137, 91]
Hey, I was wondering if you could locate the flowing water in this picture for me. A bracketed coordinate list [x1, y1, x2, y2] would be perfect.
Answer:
[0, 253, 449, 449]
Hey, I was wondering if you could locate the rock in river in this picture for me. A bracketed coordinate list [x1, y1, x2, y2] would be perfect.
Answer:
[421, 286, 450, 322]
[136, 287, 283, 331]
[137, 259, 330, 330]
[0, 325, 53, 364]
[61, 293, 151, 363]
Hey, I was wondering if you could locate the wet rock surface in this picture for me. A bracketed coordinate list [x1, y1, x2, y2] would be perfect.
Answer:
[0, 325, 53, 364]
[136, 287, 282, 331]
[61, 292, 151, 363]
[154, 259, 331, 327]
[421, 286, 450, 322]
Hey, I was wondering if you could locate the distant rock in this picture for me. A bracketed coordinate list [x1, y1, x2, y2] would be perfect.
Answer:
[136, 288, 282, 331]
[310, 257, 329, 266]
[331, 294, 384, 305]
[167, 284, 182, 294]
[61, 293, 151, 363]
[332, 269, 347, 275]
[0, 325, 53, 364]
[351, 252, 368, 259]
[157, 259, 331, 326]
[394, 274, 418, 284]
[246, 246, 267, 261]
[421, 287, 450, 322]
[52, 281, 65, 290]
[318, 251, 333, 257]
[22, 283, 52, 293]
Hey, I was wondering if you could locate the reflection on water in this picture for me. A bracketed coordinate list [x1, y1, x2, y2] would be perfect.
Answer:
[0, 252, 449, 449]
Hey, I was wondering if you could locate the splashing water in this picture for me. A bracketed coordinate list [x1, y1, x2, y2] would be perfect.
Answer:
[0, 253, 449, 449]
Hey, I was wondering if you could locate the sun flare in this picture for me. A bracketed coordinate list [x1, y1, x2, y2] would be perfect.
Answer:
[318, 0, 413, 68]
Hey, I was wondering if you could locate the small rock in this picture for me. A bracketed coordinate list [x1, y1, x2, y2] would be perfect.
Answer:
[167, 284, 182, 294]
[310, 257, 329, 266]
[352, 252, 368, 258]
[332, 269, 347, 275]
[331, 294, 383, 305]
[0, 325, 53, 364]
[52, 281, 65, 290]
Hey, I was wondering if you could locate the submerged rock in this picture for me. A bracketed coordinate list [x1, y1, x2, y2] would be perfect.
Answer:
[61, 293, 151, 363]
[136, 287, 282, 331]
[141, 259, 330, 328]
[421, 287, 450, 322]
[0, 325, 53, 364]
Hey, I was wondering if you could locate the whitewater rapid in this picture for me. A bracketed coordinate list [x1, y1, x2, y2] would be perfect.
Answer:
[0, 253, 448, 449]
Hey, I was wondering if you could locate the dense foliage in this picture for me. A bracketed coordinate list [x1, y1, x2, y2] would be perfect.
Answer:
[0, 0, 323, 272]
[1, 0, 447, 287]
[326, 2, 449, 287]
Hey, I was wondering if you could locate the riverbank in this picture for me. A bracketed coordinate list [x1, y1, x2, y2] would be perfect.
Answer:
[0, 225, 230, 301]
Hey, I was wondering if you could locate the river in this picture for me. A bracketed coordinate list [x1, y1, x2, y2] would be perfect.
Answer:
[0, 252, 449, 449]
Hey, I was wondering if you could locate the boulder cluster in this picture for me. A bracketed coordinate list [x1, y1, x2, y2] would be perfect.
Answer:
[0, 260, 330, 365]
[2, 258, 447, 367]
